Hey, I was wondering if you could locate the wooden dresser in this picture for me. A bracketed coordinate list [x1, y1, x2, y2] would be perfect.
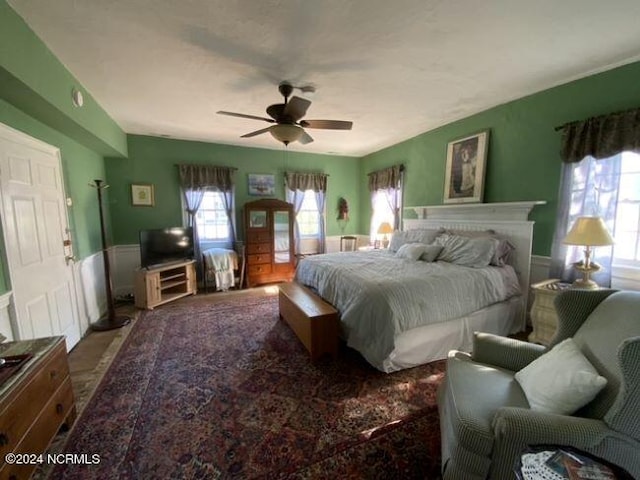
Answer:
[244, 199, 295, 287]
[0, 337, 76, 480]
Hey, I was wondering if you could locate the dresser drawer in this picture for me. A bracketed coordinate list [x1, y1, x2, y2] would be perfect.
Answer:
[247, 243, 271, 255]
[247, 232, 271, 243]
[247, 253, 270, 265]
[0, 343, 68, 458]
[0, 378, 74, 480]
[248, 263, 273, 276]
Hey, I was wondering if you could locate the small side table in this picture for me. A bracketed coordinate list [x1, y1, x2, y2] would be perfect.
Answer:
[529, 279, 571, 346]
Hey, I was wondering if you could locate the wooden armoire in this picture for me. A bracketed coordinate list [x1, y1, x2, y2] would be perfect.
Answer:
[244, 198, 295, 287]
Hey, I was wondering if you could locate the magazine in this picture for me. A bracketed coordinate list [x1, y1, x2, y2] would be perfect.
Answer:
[545, 449, 616, 480]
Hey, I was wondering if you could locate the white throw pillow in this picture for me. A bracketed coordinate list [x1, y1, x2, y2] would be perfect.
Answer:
[395, 243, 427, 261]
[515, 338, 607, 415]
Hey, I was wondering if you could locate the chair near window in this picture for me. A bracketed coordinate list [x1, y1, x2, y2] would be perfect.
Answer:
[340, 235, 358, 252]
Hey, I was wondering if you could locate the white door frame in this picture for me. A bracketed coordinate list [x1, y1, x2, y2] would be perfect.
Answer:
[0, 122, 83, 348]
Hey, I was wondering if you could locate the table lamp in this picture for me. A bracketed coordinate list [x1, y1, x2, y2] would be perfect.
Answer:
[377, 222, 394, 249]
[563, 216, 614, 289]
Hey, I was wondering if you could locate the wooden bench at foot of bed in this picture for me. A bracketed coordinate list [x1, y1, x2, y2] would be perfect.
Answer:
[278, 282, 339, 361]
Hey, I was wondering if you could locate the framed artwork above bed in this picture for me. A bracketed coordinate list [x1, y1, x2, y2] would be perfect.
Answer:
[443, 130, 489, 204]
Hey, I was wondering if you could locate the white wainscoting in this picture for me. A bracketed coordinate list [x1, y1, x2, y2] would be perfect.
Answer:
[530, 255, 551, 285]
[71, 246, 138, 336]
[74, 250, 106, 334]
[325, 235, 370, 253]
[111, 245, 139, 296]
[0, 292, 14, 341]
[528, 255, 640, 291]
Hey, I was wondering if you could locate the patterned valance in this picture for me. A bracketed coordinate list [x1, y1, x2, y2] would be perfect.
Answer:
[284, 171, 327, 192]
[178, 164, 237, 191]
[367, 164, 404, 192]
[559, 107, 640, 163]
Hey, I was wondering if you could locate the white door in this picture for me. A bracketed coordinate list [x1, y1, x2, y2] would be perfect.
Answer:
[0, 124, 81, 350]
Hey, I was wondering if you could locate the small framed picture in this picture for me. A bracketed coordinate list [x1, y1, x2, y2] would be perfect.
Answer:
[131, 183, 155, 206]
[248, 174, 275, 196]
[443, 130, 490, 204]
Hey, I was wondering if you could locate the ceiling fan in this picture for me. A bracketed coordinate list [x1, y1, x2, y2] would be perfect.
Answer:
[217, 82, 353, 146]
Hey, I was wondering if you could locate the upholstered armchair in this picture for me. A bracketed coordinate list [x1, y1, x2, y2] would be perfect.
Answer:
[437, 289, 640, 479]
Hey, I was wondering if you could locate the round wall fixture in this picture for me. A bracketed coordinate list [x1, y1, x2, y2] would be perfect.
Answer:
[71, 88, 84, 107]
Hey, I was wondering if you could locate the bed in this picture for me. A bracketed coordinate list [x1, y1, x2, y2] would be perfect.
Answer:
[294, 201, 544, 372]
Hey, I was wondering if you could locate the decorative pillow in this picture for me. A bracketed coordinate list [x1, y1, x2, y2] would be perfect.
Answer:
[395, 243, 428, 261]
[515, 338, 607, 415]
[434, 234, 498, 268]
[442, 229, 515, 266]
[420, 245, 444, 262]
[388, 229, 441, 252]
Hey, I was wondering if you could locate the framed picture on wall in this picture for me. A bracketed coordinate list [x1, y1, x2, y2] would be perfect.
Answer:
[443, 130, 490, 204]
[131, 183, 155, 206]
[248, 174, 275, 196]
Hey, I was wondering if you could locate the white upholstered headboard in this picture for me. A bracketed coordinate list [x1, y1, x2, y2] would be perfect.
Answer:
[403, 201, 545, 312]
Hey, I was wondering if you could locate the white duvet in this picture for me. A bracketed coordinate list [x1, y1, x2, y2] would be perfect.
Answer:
[294, 250, 521, 370]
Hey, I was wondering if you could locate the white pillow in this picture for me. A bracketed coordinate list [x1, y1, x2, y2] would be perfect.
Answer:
[395, 243, 427, 261]
[420, 244, 443, 262]
[515, 338, 607, 415]
[434, 234, 498, 268]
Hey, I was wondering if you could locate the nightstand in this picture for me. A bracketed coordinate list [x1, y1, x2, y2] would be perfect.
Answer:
[529, 279, 571, 346]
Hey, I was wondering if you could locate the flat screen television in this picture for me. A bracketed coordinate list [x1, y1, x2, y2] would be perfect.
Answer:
[139, 227, 194, 268]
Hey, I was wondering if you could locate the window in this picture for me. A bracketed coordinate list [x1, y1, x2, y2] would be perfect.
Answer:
[194, 190, 230, 241]
[295, 190, 320, 237]
[565, 151, 640, 269]
[613, 151, 640, 266]
[370, 190, 395, 241]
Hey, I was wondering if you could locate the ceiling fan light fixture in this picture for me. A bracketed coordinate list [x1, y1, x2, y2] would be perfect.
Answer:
[269, 124, 303, 145]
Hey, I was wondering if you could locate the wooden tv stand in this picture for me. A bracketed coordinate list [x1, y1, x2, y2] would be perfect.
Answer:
[134, 260, 197, 310]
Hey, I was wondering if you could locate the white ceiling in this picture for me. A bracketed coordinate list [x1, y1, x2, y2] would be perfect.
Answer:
[8, 0, 640, 157]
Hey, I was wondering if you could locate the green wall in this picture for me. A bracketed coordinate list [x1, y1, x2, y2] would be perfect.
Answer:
[105, 135, 360, 244]
[0, 0, 127, 158]
[360, 61, 640, 256]
[0, 99, 109, 293]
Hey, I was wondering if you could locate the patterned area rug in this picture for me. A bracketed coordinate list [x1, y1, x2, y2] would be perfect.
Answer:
[50, 293, 445, 479]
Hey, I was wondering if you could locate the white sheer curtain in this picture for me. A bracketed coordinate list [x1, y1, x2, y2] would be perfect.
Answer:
[550, 155, 621, 286]
[285, 189, 306, 254]
[314, 190, 326, 253]
[284, 172, 328, 254]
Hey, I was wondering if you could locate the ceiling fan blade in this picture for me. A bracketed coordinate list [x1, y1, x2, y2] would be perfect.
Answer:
[298, 130, 314, 144]
[240, 127, 272, 138]
[283, 96, 311, 121]
[217, 111, 274, 123]
[300, 119, 353, 130]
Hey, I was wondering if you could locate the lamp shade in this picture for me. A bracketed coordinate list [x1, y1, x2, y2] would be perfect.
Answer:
[270, 124, 303, 145]
[377, 222, 394, 235]
[563, 216, 614, 246]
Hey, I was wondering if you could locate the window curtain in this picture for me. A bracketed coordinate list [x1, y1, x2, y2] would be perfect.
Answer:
[550, 107, 640, 286]
[284, 172, 328, 253]
[178, 164, 237, 279]
[368, 165, 404, 239]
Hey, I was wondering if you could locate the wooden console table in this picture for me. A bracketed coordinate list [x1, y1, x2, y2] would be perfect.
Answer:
[134, 260, 197, 309]
[0, 336, 76, 480]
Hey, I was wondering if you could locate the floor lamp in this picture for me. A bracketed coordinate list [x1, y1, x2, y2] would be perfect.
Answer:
[90, 179, 131, 331]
